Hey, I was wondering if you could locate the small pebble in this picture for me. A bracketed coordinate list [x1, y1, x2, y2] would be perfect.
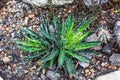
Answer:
[3, 56, 10, 63]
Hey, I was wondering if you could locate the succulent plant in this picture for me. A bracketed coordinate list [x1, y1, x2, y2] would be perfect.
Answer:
[15, 16, 100, 77]
[98, 27, 111, 44]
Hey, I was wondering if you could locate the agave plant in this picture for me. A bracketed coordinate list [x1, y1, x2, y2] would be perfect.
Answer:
[15, 16, 100, 77]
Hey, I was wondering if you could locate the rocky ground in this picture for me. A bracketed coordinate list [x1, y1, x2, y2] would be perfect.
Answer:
[0, 0, 120, 80]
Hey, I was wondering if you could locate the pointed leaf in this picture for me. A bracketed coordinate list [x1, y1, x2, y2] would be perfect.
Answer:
[68, 31, 90, 47]
[58, 50, 65, 67]
[40, 29, 54, 40]
[53, 17, 61, 36]
[77, 17, 92, 33]
[38, 49, 59, 62]
[65, 57, 76, 76]
[74, 41, 101, 51]
[66, 21, 75, 41]
[67, 51, 89, 62]
[15, 40, 41, 47]
[22, 27, 40, 37]
[18, 45, 44, 52]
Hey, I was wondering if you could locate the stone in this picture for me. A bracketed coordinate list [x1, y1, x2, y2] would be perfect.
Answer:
[83, 0, 108, 7]
[49, 24, 55, 33]
[52, 0, 74, 5]
[86, 33, 102, 50]
[78, 61, 89, 69]
[22, 0, 48, 7]
[41, 74, 46, 80]
[102, 43, 112, 55]
[114, 21, 120, 48]
[95, 70, 120, 80]
[0, 48, 3, 52]
[109, 53, 120, 67]
[3, 56, 10, 63]
[46, 70, 60, 80]
[22, 0, 74, 7]
[86, 33, 98, 41]
[0, 76, 3, 80]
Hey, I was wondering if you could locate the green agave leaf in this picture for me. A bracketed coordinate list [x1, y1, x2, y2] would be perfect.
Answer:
[62, 19, 65, 36]
[50, 58, 54, 68]
[66, 21, 75, 41]
[74, 18, 86, 30]
[66, 15, 74, 30]
[65, 57, 76, 76]
[15, 40, 41, 47]
[22, 27, 40, 37]
[77, 17, 92, 33]
[62, 15, 73, 36]
[40, 29, 55, 41]
[68, 31, 90, 47]
[53, 17, 61, 37]
[67, 17, 92, 46]
[58, 50, 65, 67]
[38, 61, 50, 71]
[40, 29, 61, 47]
[66, 51, 89, 63]
[24, 51, 45, 59]
[17, 45, 45, 52]
[40, 17, 50, 33]
[24, 35, 41, 43]
[25, 35, 49, 46]
[74, 41, 101, 51]
[22, 52, 45, 64]
[38, 49, 59, 63]
[78, 50, 99, 55]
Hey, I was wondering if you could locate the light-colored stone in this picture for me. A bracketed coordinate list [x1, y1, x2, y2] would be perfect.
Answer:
[114, 21, 120, 48]
[96, 70, 120, 80]
[22, 0, 74, 7]
[0, 76, 3, 80]
[86, 33, 102, 50]
[109, 53, 120, 66]
[3, 57, 10, 63]
[78, 61, 89, 69]
[23, 0, 48, 6]
[52, 0, 74, 5]
[86, 33, 98, 41]
[46, 70, 60, 80]
[102, 43, 112, 55]
[83, 0, 108, 7]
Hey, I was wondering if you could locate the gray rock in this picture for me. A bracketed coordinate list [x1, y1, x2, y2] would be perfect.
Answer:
[83, 0, 108, 7]
[95, 70, 120, 80]
[0, 76, 3, 80]
[22, 0, 48, 6]
[109, 53, 120, 66]
[100, 0, 108, 4]
[46, 70, 60, 80]
[0, 48, 3, 52]
[49, 24, 55, 34]
[75, 71, 85, 80]
[78, 61, 89, 69]
[52, 0, 74, 5]
[22, 0, 74, 7]
[114, 21, 120, 47]
[86, 33, 102, 50]
[114, 21, 120, 34]
[41, 74, 46, 80]
[86, 33, 98, 41]
[0, 24, 3, 27]
[102, 43, 112, 55]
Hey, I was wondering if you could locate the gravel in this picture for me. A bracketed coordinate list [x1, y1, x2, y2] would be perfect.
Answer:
[0, 0, 120, 80]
